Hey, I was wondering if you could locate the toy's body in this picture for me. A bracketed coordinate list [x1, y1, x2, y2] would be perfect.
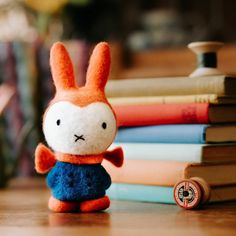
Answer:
[47, 161, 111, 201]
[35, 42, 123, 212]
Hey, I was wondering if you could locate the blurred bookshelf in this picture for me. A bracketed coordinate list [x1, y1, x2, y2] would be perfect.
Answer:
[120, 44, 236, 79]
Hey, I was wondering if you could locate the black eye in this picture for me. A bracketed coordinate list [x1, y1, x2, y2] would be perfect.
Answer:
[56, 119, 61, 126]
[102, 122, 107, 129]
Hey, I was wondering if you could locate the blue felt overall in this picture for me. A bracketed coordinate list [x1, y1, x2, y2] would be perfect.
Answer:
[47, 161, 111, 201]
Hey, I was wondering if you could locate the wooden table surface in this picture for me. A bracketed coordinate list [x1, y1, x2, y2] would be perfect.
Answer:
[0, 178, 236, 236]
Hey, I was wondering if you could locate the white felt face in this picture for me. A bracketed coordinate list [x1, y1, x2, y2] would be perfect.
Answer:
[43, 101, 117, 155]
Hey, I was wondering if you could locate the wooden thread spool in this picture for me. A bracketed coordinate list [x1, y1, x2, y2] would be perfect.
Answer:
[173, 179, 202, 209]
[190, 177, 211, 204]
[188, 41, 224, 77]
[173, 177, 211, 209]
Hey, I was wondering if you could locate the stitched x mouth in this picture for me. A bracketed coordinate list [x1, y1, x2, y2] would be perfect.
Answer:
[74, 134, 85, 142]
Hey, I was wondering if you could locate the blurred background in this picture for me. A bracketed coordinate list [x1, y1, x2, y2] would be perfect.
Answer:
[1, 0, 236, 182]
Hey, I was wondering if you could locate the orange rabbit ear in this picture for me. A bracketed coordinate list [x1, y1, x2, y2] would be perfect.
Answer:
[85, 42, 111, 91]
[50, 42, 77, 92]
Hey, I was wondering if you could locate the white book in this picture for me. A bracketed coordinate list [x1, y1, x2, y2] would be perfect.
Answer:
[110, 143, 236, 163]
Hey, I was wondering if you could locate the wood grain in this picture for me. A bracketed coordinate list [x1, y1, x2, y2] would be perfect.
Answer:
[0, 178, 236, 235]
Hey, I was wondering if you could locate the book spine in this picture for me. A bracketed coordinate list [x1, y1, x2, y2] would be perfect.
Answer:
[106, 76, 226, 97]
[0, 85, 15, 114]
[13, 42, 36, 176]
[5, 42, 25, 175]
[115, 125, 208, 144]
[109, 94, 220, 105]
[113, 103, 209, 127]
[13, 42, 33, 120]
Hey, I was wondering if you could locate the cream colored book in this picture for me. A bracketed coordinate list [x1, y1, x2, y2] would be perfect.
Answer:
[108, 94, 236, 105]
[106, 76, 236, 97]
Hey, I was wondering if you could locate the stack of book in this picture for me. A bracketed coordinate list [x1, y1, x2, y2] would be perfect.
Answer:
[103, 75, 236, 206]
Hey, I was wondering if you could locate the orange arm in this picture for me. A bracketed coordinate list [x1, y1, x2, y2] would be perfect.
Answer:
[104, 147, 124, 167]
[35, 143, 56, 174]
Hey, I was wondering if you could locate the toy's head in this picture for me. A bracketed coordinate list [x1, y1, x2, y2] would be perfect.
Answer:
[43, 42, 117, 155]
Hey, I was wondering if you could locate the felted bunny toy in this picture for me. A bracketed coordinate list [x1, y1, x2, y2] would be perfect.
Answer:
[35, 42, 123, 213]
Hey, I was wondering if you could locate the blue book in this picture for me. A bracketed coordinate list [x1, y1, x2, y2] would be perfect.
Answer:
[107, 183, 236, 204]
[115, 125, 208, 144]
[107, 183, 175, 204]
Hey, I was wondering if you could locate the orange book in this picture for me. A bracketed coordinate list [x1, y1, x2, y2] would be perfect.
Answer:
[113, 103, 236, 126]
[103, 159, 236, 187]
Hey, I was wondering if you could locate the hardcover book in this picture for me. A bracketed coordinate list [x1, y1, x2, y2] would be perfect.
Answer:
[110, 143, 236, 163]
[107, 183, 236, 204]
[113, 103, 236, 126]
[115, 124, 236, 143]
[109, 94, 236, 105]
[103, 159, 236, 186]
[106, 76, 236, 97]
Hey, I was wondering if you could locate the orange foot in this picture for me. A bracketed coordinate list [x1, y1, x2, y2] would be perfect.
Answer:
[80, 196, 110, 213]
[48, 196, 78, 213]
